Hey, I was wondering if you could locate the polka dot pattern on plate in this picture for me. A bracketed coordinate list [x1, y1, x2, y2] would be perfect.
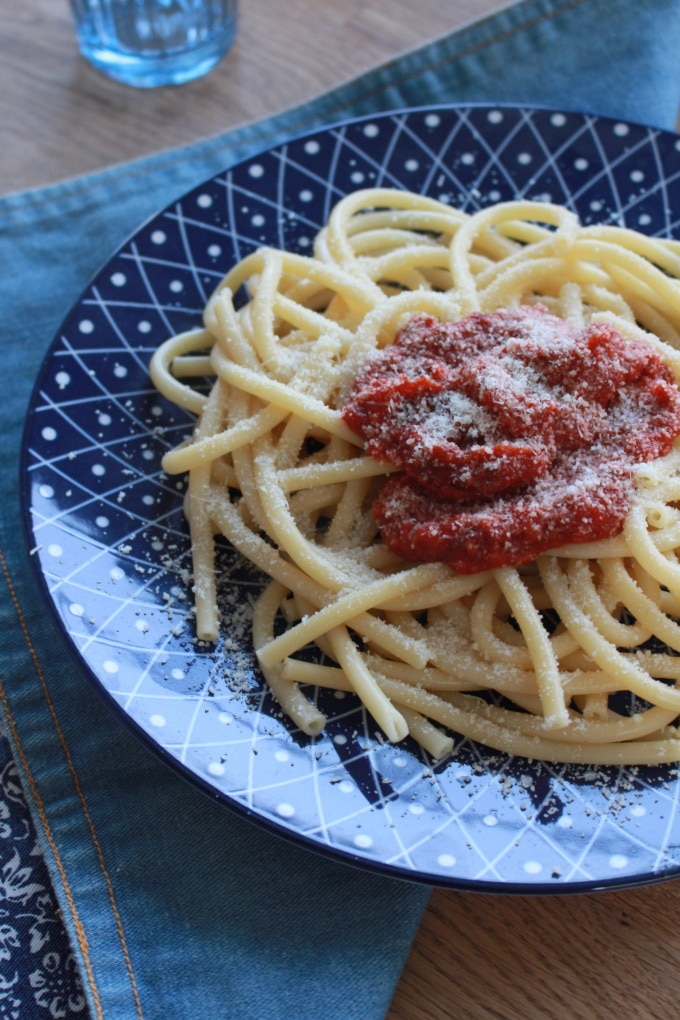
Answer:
[23, 106, 680, 893]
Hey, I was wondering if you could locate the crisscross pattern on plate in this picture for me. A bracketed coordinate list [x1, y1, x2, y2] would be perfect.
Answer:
[23, 106, 680, 890]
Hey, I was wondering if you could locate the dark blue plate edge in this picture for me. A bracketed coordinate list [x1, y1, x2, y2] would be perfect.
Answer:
[17, 102, 680, 895]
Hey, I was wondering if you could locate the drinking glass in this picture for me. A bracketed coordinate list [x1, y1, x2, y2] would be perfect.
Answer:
[68, 0, 237, 88]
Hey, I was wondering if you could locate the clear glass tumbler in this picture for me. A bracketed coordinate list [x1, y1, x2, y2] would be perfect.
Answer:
[68, 0, 237, 88]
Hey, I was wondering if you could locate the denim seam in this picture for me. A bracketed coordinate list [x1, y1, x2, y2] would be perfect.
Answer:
[0, 545, 144, 1020]
[0, 0, 587, 223]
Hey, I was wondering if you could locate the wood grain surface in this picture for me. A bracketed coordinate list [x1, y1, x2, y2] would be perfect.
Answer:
[1, 0, 502, 194]
[389, 880, 680, 1019]
[4, 3, 680, 1019]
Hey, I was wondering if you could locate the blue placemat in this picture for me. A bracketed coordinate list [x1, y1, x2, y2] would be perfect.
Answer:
[1, 1, 680, 1017]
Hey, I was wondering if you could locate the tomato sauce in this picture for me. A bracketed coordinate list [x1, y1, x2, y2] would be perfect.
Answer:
[341, 307, 680, 572]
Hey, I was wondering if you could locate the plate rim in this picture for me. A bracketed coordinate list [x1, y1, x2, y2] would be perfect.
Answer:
[20, 101, 680, 894]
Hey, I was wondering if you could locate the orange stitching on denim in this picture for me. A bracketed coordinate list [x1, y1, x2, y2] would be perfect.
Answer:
[0, 547, 144, 1019]
[0, 682, 104, 1020]
[0, 0, 590, 223]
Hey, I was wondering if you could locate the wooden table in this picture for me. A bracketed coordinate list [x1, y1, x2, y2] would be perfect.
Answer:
[5, 3, 680, 1018]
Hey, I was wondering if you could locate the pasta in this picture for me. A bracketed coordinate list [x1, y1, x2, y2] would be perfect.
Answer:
[150, 187, 680, 765]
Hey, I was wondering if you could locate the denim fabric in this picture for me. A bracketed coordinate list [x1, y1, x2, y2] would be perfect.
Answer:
[1, 0, 679, 1016]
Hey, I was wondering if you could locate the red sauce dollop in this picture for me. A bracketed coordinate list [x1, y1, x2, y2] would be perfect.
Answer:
[341, 307, 680, 572]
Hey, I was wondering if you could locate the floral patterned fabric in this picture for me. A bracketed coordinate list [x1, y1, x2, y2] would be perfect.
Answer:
[0, 734, 86, 1020]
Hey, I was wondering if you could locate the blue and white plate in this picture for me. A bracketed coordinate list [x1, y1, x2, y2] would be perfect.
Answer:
[22, 106, 680, 892]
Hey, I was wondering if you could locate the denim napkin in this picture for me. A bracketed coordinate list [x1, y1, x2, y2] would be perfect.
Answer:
[1, 0, 679, 1017]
